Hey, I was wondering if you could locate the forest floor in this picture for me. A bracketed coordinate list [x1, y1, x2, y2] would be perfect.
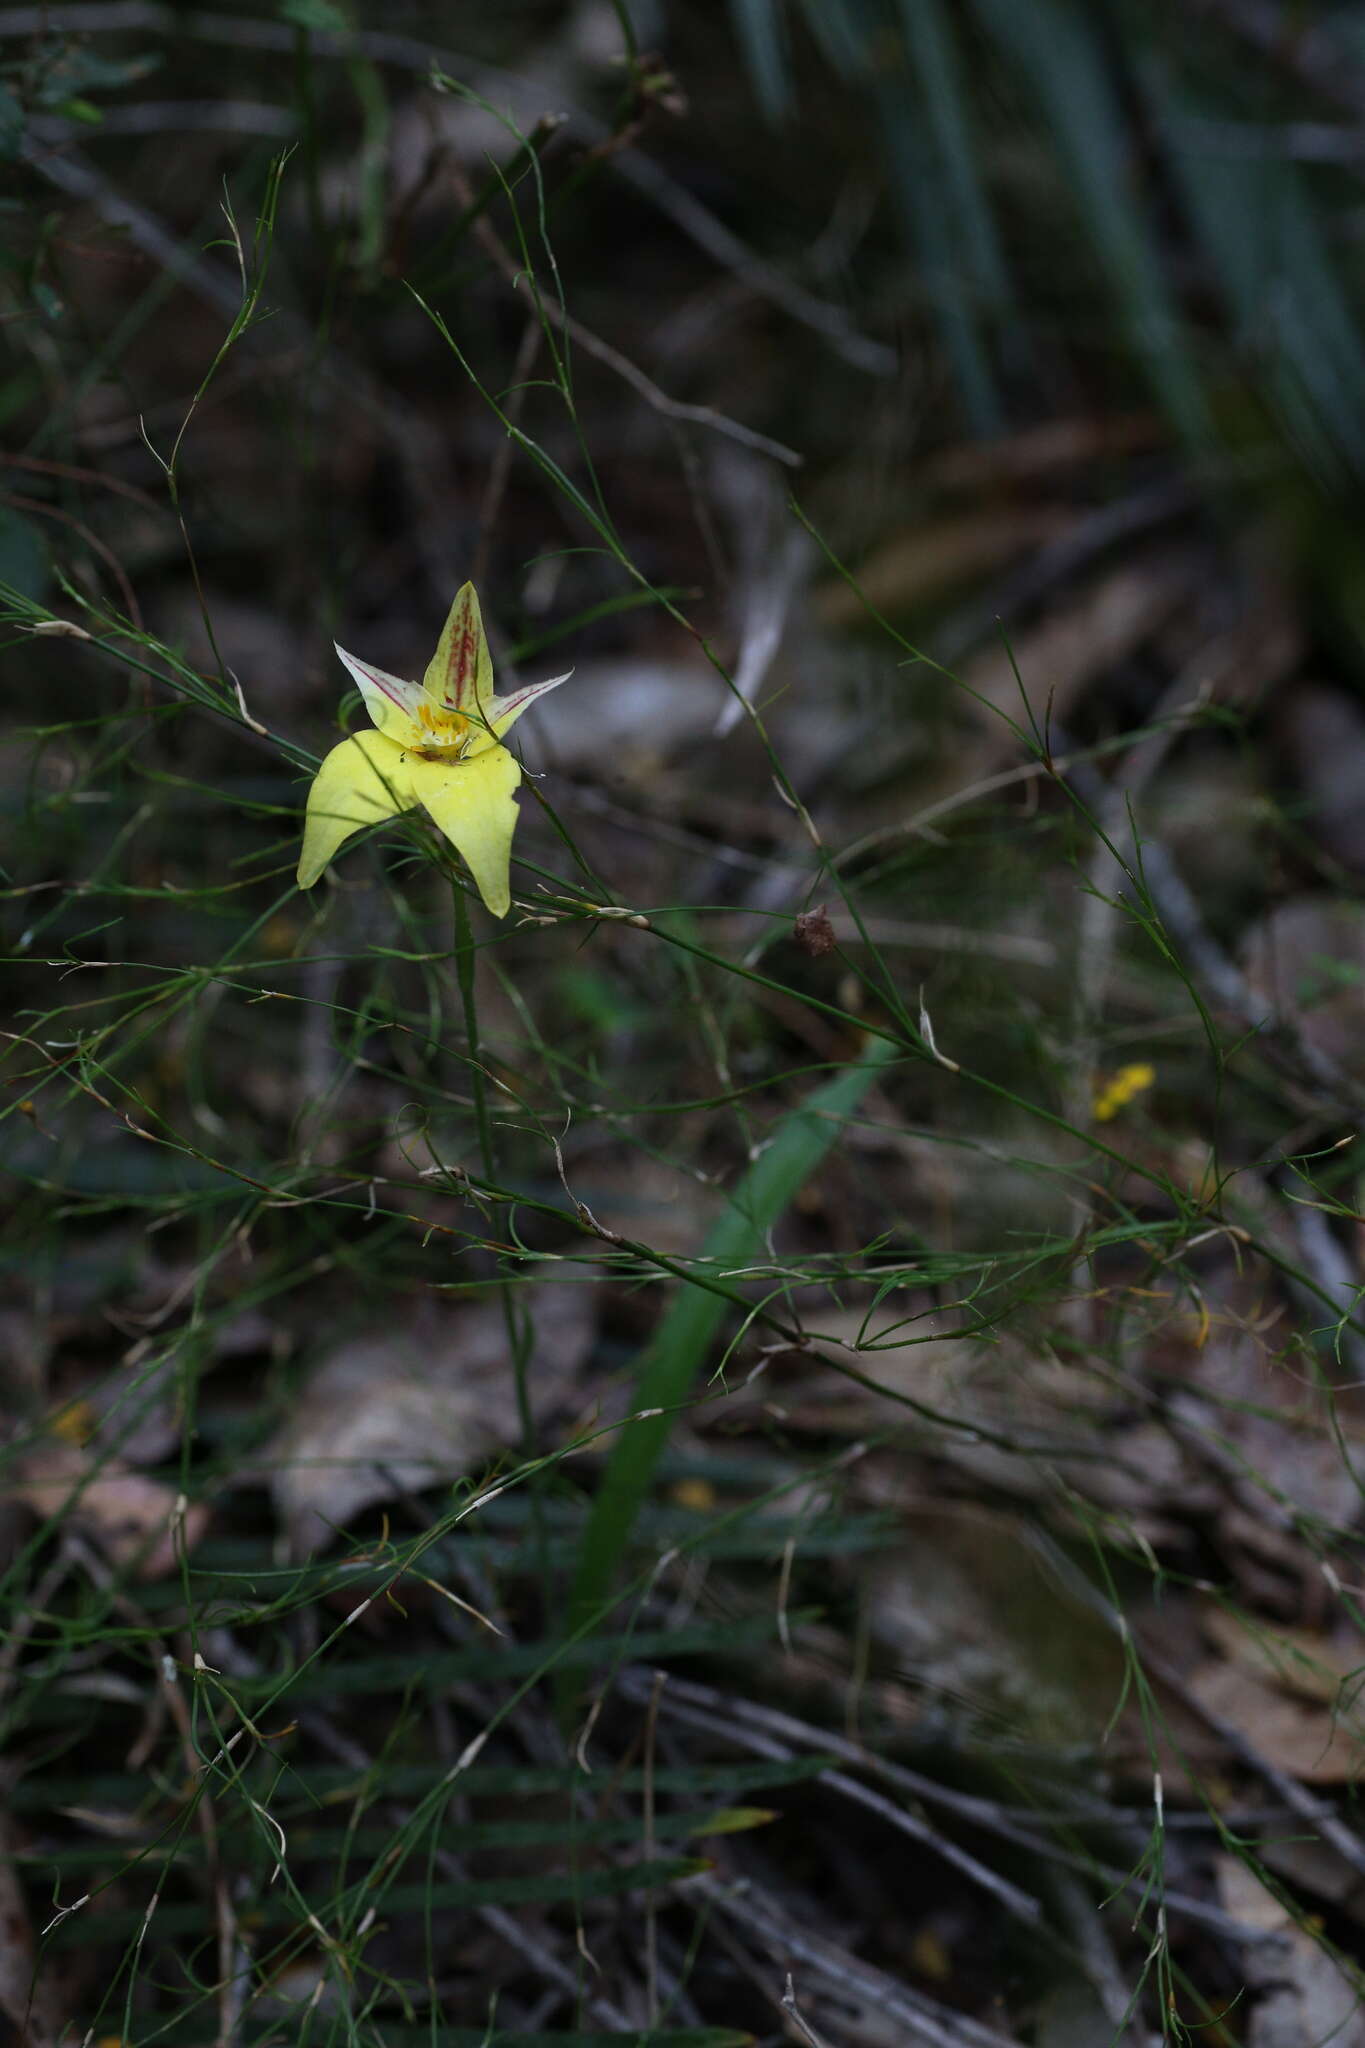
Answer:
[7, 5, 1365, 2045]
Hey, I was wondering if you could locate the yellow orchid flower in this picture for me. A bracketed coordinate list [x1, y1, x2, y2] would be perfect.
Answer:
[296, 582, 570, 917]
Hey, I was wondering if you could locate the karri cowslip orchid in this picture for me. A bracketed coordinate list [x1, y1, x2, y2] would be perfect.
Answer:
[296, 582, 569, 917]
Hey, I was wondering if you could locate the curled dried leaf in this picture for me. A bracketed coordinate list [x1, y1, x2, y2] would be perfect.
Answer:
[794, 905, 836, 957]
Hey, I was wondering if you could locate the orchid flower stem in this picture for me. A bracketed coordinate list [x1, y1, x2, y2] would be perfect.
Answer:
[451, 880, 537, 1464]
[451, 877, 492, 1180]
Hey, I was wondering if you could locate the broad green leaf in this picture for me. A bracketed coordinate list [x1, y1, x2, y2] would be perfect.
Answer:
[569, 1037, 898, 1636]
[46, 1857, 709, 1944]
[214, 1611, 812, 1702]
[12, 1755, 833, 1813]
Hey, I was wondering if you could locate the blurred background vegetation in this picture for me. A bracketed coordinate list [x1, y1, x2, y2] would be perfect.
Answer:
[9, 2, 1365, 2044]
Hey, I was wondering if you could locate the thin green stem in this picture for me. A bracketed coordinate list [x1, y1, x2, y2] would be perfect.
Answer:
[452, 877, 539, 1481]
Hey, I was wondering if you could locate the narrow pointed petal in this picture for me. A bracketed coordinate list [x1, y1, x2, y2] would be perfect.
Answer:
[484, 669, 573, 742]
[297, 731, 415, 888]
[407, 742, 522, 917]
[422, 581, 494, 716]
[335, 644, 425, 744]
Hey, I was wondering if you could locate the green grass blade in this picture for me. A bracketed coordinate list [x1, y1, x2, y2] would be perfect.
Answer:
[877, 82, 1004, 437]
[729, 0, 793, 120]
[794, 0, 869, 76]
[1146, 61, 1365, 483]
[896, 0, 1009, 313]
[568, 1037, 897, 1636]
[968, 0, 1212, 450]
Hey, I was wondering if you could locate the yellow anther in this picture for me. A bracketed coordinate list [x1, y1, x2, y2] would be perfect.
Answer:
[416, 700, 468, 746]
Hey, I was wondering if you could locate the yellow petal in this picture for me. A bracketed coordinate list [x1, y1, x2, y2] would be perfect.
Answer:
[407, 742, 522, 917]
[297, 731, 415, 888]
[422, 581, 494, 717]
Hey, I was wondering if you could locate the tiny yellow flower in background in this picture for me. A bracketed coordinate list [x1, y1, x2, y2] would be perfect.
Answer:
[1092, 1060, 1156, 1122]
[49, 1398, 97, 1446]
[297, 581, 570, 917]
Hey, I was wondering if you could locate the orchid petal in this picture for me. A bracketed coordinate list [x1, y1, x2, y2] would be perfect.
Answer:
[304, 584, 571, 911]
[335, 643, 425, 744]
[297, 731, 415, 888]
[407, 741, 522, 918]
[484, 669, 574, 743]
[422, 581, 494, 716]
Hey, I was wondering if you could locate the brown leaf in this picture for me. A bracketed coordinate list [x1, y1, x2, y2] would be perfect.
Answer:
[1240, 895, 1365, 1074]
[1203, 1603, 1365, 1707]
[266, 1286, 596, 1554]
[869, 1505, 1129, 1745]
[1217, 1855, 1365, 2047]
[1276, 682, 1365, 873]
[0, 1813, 67, 2048]
[6, 1442, 207, 1579]
[923, 413, 1164, 493]
[1188, 1654, 1364, 1784]
[957, 556, 1194, 769]
[816, 507, 1074, 628]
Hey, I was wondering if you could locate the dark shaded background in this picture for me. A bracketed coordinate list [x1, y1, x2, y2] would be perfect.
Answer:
[10, 4, 1365, 2045]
